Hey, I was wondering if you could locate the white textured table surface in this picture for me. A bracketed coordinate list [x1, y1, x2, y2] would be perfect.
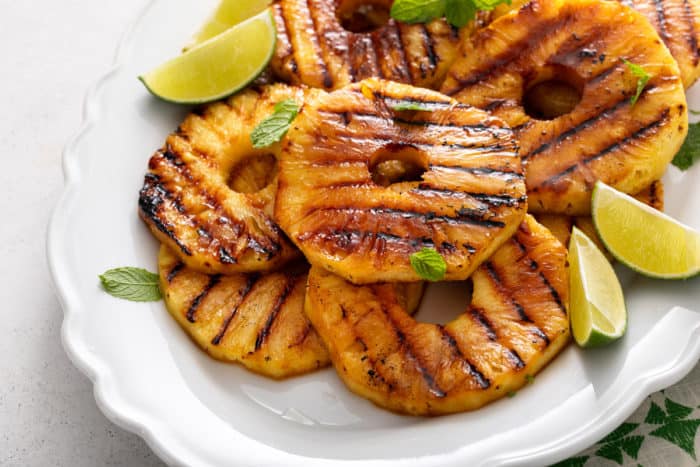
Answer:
[2, 1, 699, 466]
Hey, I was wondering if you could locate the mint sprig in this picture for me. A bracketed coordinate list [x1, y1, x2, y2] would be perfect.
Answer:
[410, 248, 447, 281]
[672, 121, 700, 171]
[250, 99, 300, 149]
[622, 59, 650, 106]
[391, 0, 511, 27]
[99, 267, 162, 302]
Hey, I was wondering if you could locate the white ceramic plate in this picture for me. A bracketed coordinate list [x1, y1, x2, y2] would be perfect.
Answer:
[48, 1, 700, 465]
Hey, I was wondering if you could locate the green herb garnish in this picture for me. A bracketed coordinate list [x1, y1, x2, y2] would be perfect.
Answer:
[99, 267, 162, 302]
[391, 101, 435, 112]
[410, 248, 447, 281]
[672, 122, 700, 171]
[391, 0, 511, 28]
[250, 99, 300, 148]
[622, 59, 650, 106]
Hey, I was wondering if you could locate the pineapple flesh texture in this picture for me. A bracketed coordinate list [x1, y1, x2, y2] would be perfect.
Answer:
[159, 245, 425, 378]
[305, 215, 570, 415]
[139, 84, 319, 275]
[495, 0, 700, 88]
[442, 0, 687, 216]
[270, 0, 489, 90]
[275, 78, 527, 284]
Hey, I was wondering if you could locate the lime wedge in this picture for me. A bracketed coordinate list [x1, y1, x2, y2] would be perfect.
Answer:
[139, 9, 276, 105]
[568, 227, 627, 347]
[184, 0, 271, 51]
[592, 181, 700, 279]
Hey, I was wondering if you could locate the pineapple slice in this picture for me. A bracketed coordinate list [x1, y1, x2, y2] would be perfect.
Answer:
[494, 0, 700, 88]
[442, 0, 687, 216]
[159, 245, 425, 378]
[270, 0, 489, 90]
[275, 78, 527, 284]
[139, 84, 320, 275]
[305, 215, 570, 415]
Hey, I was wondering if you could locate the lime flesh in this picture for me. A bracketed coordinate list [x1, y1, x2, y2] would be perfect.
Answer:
[184, 0, 271, 51]
[569, 227, 627, 347]
[592, 181, 700, 279]
[139, 9, 276, 105]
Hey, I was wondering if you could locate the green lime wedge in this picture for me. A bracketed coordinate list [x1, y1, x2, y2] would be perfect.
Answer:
[592, 181, 700, 279]
[568, 227, 627, 347]
[184, 0, 271, 51]
[139, 9, 276, 105]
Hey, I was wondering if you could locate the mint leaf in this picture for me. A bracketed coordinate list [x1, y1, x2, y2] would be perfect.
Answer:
[390, 0, 510, 27]
[672, 121, 700, 170]
[99, 267, 162, 302]
[250, 99, 300, 148]
[390, 0, 445, 24]
[410, 248, 447, 281]
[445, 0, 477, 27]
[391, 101, 435, 112]
[622, 59, 650, 106]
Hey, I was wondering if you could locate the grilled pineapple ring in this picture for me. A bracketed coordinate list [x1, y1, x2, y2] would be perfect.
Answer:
[139, 84, 317, 275]
[442, 0, 688, 215]
[276, 78, 527, 284]
[270, 0, 483, 90]
[159, 245, 425, 378]
[305, 215, 570, 415]
[494, 0, 700, 88]
[158, 245, 328, 378]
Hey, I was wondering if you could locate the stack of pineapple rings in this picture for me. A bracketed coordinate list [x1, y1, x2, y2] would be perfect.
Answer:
[139, 0, 692, 415]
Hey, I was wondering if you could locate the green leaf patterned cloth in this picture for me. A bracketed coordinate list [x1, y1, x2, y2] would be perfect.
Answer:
[555, 363, 700, 466]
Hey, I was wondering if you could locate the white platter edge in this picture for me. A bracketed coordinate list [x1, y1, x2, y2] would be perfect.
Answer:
[47, 1, 700, 465]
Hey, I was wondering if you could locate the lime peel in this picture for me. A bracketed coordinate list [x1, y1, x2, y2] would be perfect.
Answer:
[592, 181, 700, 279]
[139, 9, 276, 105]
[568, 227, 627, 348]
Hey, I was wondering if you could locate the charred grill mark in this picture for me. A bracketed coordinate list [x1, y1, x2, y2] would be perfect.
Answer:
[440, 326, 491, 389]
[211, 275, 259, 345]
[166, 262, 185, 283]
[541, 110, 670, 187]
[653, 0, 671, 41]
[413, 186, 527, 208]
[470, 308, 498, 341]
[428, 165, 525, 181]
[484, 100, 508, 112]
[139, 173, 193, 256]
[302, 0, 333, 89]
[523, 96, 633, 161]
[484, 262, 532, 323]
[306, 206, 506, 228]
[218, 247, 237, 264]
[254, 276, 296, 351]
[507, 349, 526, 369]
[682, 0, 700, 64]
[513, 237, 568, 316]
[421, 24, 438, 71]
[298, 229, 439, 251]
[389, 22, 412, 82]
[186, 275, 221, 323]
[289, 323, 313, 348]
[381, 304, 446, 398]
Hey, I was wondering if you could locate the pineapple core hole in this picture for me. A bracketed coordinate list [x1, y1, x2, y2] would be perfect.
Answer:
[415, 280, 473, 325]
[337, 0, 390, 33]
[523, 80, 582, 120]
[369, 144, 428, 187]
[228, 153, 277, 194]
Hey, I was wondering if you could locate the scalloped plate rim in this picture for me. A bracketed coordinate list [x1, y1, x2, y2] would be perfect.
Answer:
[47, 1, 700, 466]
